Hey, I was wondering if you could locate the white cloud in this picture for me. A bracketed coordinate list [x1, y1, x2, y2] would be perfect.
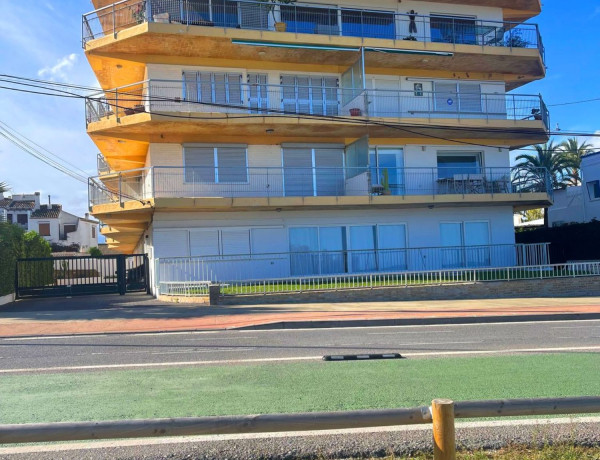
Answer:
[37, 53, 78, 82]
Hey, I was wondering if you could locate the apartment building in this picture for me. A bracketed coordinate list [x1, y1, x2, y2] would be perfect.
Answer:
[84, 0, 552, 290]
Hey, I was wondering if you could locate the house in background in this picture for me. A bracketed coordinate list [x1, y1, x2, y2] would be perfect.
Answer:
[0, 192, 99, 251]
[549, 152, 600, 226]
[0, 192, 40, 230]
[84, 0, 552, 292]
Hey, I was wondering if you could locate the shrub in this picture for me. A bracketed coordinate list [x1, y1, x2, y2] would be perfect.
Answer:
[0, 223, 25, 296]
[88, 247, 103, 258]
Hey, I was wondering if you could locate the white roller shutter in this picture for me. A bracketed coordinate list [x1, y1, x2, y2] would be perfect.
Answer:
[153, 230, 189, 258]
[221, 229, 251, 255]
[251, 228, 287, 254]
[190, 230, 220, 257]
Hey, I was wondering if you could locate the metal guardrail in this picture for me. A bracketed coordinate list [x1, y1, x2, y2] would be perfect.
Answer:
[84, 80, 550, 129]
[155, 260, 599, 297]
[88, 166, 552, 206]
[1, 396, 598, 444]
[81, 0, 545, 63]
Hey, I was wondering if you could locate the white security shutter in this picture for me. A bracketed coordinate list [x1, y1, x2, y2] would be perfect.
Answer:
[281, 75, 297, 114]
[189, 229, 220, 257]
[153, 230, 189, 258]
[221, 229, 251, 255]
[185, 147, 215, 182]
[198, 72, 213, 104]
[227, 73, 243, 105]
[458, 83, 482, 112]
[434, 82, 458, 112]
[314, 148, 344, 196]
[183, 71, 198, 103]
[213, 73, 227, 105]
[311, 77, 325, 115]
[323, 76, 339, 115]
[296, 76, 311, 114]
[247, 73, 268, 113]
[217, 146, 247, 182]
[251, 228, 287, 254]
[283, 147, 313, 196]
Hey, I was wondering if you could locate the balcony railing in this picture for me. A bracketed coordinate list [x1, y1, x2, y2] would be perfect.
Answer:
[88, 166, 553, 207]
[82, 0, 545, 63]
[97, 153, 112, 175]
[84, 80, 550, 129]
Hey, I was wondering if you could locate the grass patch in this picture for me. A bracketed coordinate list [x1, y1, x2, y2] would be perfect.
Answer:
[1, 353, 599, 424]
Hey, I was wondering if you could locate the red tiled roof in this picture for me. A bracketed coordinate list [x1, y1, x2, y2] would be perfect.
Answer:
[31, 204, 62, 219]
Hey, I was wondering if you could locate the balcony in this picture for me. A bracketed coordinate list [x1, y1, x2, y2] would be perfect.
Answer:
[85, 80, 549, 146]
[82, 0, 545, 89]
[88, 165, 553, 212]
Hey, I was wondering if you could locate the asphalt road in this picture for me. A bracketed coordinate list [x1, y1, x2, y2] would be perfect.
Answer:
[1, 319, 599, 372]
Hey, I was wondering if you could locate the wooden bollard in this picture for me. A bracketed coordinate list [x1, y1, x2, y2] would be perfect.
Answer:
[432, 399, 456, 460]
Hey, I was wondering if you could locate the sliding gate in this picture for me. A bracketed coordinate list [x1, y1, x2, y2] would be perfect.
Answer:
[15, 254, 149, 298]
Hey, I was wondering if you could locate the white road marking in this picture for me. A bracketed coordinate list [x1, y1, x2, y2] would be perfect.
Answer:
[2, 345, 600, 374]
[552, 325, 600, 329]
[1, 416, 599, 455]
[0, 356, 324, 373]
[183, 336, 258, 341]
[368, 331, 455, 335]
[404, 345, 600, 357]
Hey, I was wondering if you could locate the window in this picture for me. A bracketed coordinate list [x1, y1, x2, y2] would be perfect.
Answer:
[378, 224, 407, 270]
[92, 226, 96, 239]
[289, 226, 346, 276]
[247, 73, 268, 114]
[38, 223, 50, 236]
[440, 221, 490, 268]
[17, 214, 28, 225]
[430, 14, 477, 45]
[341, 9, 395, 39]
[6, 214, 12, 223]
[64, 224, 76, 234]
[437, 152, 482, 179]
[433, 82, 482, 113]
[281, 5, 338, 35]
[282, 146, 344, 196]
[281, 75, 339, 116]
[587, 180, 600, 200]
[369, 147, 404, 195]
[184, 145, 247, 183]
[349, 225, 377, 272]
[183, 71, 242, 107]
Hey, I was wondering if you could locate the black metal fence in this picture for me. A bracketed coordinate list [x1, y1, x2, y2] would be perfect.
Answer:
[15, 254, 149, 298]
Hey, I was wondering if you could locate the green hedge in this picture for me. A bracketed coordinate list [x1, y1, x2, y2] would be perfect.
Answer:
[0, 224, 52, 296]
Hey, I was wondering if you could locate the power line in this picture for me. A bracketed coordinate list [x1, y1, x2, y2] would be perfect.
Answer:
[548, 97, 600, 107]
[2, 75, 600, 154]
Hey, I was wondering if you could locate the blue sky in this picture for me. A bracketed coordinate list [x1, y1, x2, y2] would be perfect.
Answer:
[0, 0, 599, 219]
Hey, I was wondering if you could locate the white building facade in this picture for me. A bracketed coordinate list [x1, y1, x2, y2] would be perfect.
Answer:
[84, 0, 552, 292]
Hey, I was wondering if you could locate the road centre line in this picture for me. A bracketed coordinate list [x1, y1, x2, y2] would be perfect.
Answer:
[2, 345, 600, 374]
[368, 331, 455, 335]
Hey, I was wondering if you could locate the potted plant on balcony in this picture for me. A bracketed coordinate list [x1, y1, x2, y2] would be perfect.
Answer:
[131, 1, 146, 24]
[349, 108, 362, 116]
[257, 0, 297, 32]
[381, 169, 391, 195]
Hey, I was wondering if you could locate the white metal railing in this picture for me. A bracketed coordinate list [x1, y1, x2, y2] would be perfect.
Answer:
[88, 166, 553, 207]
[154, 243, 561, 296]
[81, 0, 545, 64]
[84, 80, 550, 129]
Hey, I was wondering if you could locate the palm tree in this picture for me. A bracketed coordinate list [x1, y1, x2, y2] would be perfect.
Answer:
[559, 137, 594, 185]
[0, 181, 8, 194]
[515, 141, 576, 227]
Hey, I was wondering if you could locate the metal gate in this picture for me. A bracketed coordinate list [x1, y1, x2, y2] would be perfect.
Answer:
[15, 254, 149, 298]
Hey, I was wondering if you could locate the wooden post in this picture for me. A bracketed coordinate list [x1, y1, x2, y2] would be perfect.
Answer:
[432, 399, 456, 460]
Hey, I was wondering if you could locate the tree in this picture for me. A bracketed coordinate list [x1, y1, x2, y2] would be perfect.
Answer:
[515, 141, 576, 190]
[521, 208, 544, 222]
[0, 181, 9, 194]
[515, 141, 577, 227]
[559, 137, 594, 185]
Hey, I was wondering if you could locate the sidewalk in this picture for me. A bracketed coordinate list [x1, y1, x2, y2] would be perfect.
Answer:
[1, 294, 599, 338]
